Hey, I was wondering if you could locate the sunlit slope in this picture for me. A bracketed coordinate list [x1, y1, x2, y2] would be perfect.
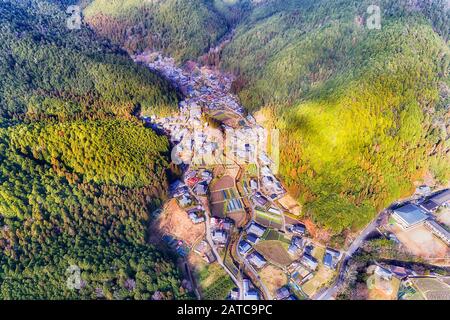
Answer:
[222, 0, 450, 234]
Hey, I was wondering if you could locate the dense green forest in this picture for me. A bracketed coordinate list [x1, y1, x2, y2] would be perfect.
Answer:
[7, 120, 171, 188]
[220, 0, 450, 233]
[0, 0, 186, 299]
[83, 0, 251, 62]
[0, 0, 179, 120]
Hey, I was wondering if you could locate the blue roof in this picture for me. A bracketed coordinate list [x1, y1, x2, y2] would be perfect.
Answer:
[238, 240, 252, 254]
[429, 189, 450, 205]
[323, 253, 333, 267]
[247, 233, 259, 244]
[393, 204, 427, 225]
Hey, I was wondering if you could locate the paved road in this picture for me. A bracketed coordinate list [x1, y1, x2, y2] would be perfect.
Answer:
[314, 211, 386, 300]
[202, 198, 244, 299]
[235, 232, 273, 300]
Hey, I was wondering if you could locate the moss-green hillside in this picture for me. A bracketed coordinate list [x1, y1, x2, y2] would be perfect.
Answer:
[221, 0, 450, 233]
[0, 0, 179, 120]
[0, 0, 186, 299]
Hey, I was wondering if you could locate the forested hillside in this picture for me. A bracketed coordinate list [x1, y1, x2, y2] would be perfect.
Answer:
[0, 0, 179, 120]
[83, 0, 251, 62]
[82, 0, 450, 236]
[0, 0, 186, 299]
[221, 0, 450, 234]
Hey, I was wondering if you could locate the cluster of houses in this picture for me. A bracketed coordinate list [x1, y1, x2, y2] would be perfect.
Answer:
[211, 217, 233, 247]
[223, 125, 267, 164]
[171, 180, 195, 207]
[366, 261, 449, 300]
[144, 53, 287, 202]
[170, 178, 207, 225]
[184, 169, 213, 196]
[260, 166, 286, 200]
[147, 102, 224, 167]
[287, 235, 342, 289]
[391, 189, 450, 245]
[169, 169, 214, 226]
[237, 222, 268, 269]
[145, 53, 244, 118]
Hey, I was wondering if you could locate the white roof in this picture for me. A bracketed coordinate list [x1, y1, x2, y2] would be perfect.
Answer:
[247, 223, 266, 237]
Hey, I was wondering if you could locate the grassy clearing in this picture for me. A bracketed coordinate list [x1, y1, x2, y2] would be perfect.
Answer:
[196, 263, 235, 300]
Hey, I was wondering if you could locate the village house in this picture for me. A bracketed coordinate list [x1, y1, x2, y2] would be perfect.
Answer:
[222, 220, 234, 231]
[247, 222, 266, 238]
[170, 180, 187, 196]
[416, 185, 432, 195]
[238, 240, 252, 255]
[230, 288, 240, 300]
[291, 223, 306, 235]
[276, 287, 290, 300]
[193, 182, 208, 196]
[301, 254, 318, 271]
[246, 233, 260, 245]
[188, 211, 205, 224]
[252, 192, 269, 207]
[374, 265, 393, 281]
[419, 189, 450, 213]
[212, 230, 228, 245]
[178, 194, 193, 207]
[250, 179, 258, 191]
[247, 252, 267, 269]
[243, 279, 259, 300]
[323, 248, 341, 269]
[288, 243, 302, 256]
[288, 236, 304, 256]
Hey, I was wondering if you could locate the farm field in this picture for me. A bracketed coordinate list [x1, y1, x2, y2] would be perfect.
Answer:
[190, 257, 235, 300]
[411, 278, 450, 300]
[254, 240, 292, 267]
[261, 229, 290, 243]
[210, 174, 246, 218]
[259, 265, 288, 298]
[301, 246, 335, 297]
[398, 283, 424, 300]
[302, 267, 335, 297]
[255, 209, 283, 229]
